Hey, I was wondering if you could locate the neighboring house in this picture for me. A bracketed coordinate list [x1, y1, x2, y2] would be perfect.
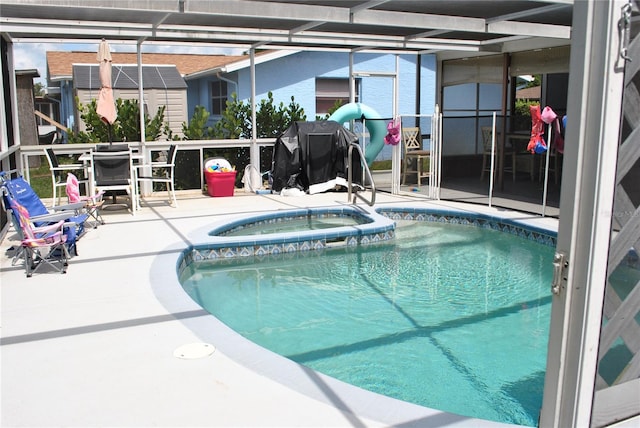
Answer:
[47, 51, 247, 140]
[187, 50, 436, 125]
[72, 64, 187, 137]
[47, 50, 436, 153]
[201, 50, 437, 162]
[34, 95, 60, 139]
[515, 86, 541, 100]
[15, 69, 40, 152]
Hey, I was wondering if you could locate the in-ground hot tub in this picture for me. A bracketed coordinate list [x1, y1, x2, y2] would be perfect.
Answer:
[180, 206, 395, 264]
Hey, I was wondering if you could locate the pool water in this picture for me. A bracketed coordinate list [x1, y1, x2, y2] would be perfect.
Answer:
[219, 214, 369, 236]
[180, 220, 555, 426]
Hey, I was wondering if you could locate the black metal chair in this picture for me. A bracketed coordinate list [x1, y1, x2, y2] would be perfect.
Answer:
[38, 131, 57, 145]
[90, 146, 136, 215]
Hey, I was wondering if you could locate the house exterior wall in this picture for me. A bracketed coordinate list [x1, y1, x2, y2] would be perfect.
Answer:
[142, 89, 188, 138]
[184, 51, 435, 123]
[63, 51, 436, 146]
[243, 51, 436, 162]
[16, 74, 38, 148]
[183, 51, 435, 161]
[75, 88, 187, 139]
[233, 51, 436, 120]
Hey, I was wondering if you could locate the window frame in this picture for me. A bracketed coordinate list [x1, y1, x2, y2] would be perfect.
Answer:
[211, 80, 229, 116]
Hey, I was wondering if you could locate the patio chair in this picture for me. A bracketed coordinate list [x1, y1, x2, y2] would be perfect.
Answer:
[0, 173, 87, 257]
[0, 172, 88, 228]
[38, 130, 58, 145]
[134, 144, 178, 209]
[8, 197, 70, 277]
[44, 148, 88, 206]
[66, 172, 105, 227]
[91, 146, 136, 214]
[401, 127, 431, 186]
[480, 126, 516, 182]
[538, 145, 561, 185]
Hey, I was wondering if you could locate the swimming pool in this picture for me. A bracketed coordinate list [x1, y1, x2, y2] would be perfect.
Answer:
[178, 206, 558, 426]
[211, 207, 373, 236]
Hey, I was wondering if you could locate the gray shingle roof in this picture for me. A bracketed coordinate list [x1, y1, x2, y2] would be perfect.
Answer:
[73, 65, 187, 90]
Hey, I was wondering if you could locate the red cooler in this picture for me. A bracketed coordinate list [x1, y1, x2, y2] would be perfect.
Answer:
[205, 171, 236, 197]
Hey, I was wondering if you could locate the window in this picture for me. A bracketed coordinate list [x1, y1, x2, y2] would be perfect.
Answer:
[211, 80, 228, 115]
[441, 82, 503, 156]
[315, 78, 359, 115]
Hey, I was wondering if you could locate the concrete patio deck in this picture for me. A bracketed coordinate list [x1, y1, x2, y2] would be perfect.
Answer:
[1, 189, 559, 428]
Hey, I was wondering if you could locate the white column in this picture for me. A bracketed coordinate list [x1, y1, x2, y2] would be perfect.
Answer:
[250, 48, 259, 168]
[539, 1, 626, 426]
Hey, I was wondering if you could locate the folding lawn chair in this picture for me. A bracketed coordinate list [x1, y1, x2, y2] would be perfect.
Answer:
[1, 172, 88, 256]
[7, 197, 70, 277]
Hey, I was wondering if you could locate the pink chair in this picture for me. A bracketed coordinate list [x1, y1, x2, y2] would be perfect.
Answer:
[66, 172, 105, 227]
[9, 198, 70, 277]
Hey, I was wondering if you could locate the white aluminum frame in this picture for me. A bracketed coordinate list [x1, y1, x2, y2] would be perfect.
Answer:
[539, 1, 635, 426]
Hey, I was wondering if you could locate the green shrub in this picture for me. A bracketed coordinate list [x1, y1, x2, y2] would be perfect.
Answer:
[182, 105, 214, 140]
[209, 92, 306, 139]
[315, 99, 344, 121]
[67, 98, 170, 144]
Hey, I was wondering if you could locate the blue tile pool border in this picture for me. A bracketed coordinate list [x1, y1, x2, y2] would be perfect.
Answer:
[177, 203, 638, 276]
[177, 205, 571, 275]
[377, 206, 558, 247]
[376, 206, 639, 271]
[211, 207, 373, 237]
[178, 206, 396, 275]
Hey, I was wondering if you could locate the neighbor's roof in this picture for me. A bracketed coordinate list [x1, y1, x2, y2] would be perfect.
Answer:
[72, 64, 187, 90]
[516, 86, 542, 100]
[47, 51, 247, 81]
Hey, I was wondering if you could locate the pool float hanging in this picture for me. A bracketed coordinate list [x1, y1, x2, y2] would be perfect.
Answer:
[328, 102, 387, 165]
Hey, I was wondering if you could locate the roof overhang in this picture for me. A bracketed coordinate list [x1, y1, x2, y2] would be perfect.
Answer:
[0, 0, 573, 56]
[15, 68, 40, 78]
[185, 50, 300, 80]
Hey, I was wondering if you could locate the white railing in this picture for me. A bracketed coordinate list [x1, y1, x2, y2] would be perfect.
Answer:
[8, 139, 277, 192]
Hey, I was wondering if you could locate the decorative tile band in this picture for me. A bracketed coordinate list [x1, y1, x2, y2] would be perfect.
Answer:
[178, 206, 638, 275]
[214, 209, 372, 237]
[376, 207, 639, 270]
[377, 207, 558, 247]
[178, 207, 396, 275]
[178, 229, 395, 274]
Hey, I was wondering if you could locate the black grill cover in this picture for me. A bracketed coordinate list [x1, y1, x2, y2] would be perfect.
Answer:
[271, 120, 362, 193]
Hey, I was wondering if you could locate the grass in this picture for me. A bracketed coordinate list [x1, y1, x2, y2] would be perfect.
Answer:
[371, 160, 391, 170]
[29, 158, 53, 198]
[370, 158, 430, 171]
[28, 155, 86, 199]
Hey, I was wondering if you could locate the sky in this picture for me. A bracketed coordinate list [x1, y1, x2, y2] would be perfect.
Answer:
[13, 41, 244, 87]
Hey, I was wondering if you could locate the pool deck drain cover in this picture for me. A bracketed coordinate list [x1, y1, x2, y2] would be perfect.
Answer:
[174, 343, 215, 359]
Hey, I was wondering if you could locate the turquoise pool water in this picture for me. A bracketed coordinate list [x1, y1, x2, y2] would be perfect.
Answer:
[180, 219, 555, 426]
[217, 213, 370, 236]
